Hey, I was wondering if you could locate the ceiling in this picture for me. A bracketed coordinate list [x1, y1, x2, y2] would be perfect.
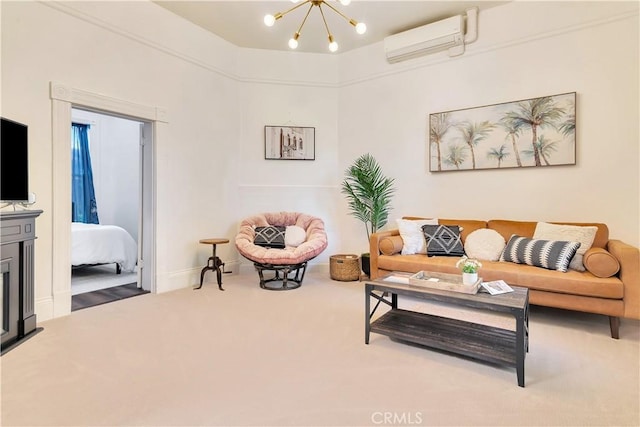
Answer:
[154, 1, 509, 54]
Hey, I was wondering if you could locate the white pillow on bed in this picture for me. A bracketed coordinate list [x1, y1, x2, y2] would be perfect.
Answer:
[285, 226, 306, 247]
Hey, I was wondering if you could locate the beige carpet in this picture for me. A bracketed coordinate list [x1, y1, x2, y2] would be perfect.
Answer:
[1, 271, 639, 426]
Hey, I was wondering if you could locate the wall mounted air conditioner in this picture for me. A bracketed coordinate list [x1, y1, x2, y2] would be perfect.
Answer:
[384, 15, 465, 63]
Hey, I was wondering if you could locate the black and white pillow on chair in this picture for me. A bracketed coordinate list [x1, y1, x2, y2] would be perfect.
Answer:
[254, 226, 286, 248]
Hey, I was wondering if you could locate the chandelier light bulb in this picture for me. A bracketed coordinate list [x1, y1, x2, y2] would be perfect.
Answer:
[355, 22, 367, 34]
[288, 37, 299, 49]
[339, 0, 351, 5]
[264, 14, 276, 27]
[329, 40, 339, 52]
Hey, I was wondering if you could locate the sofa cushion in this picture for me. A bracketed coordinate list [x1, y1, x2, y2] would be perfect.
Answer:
[375, 255, 623, 299]
[402, 217, 487, 243]
[500, 235, 581, 272]
[254, 226, 286, 248]
[488, 220, 538, 241]
[397, 218, 438, 254]
[512, 263, 623, 299]
[464, 229, 506, 261]
[583, 247, 620, 278]
[533, 222, 598, 271]
[438, 219, 487, 242]
[377, 254, 464, 277]
[422, 224, 465, 256]
[379, 235, 404, 256]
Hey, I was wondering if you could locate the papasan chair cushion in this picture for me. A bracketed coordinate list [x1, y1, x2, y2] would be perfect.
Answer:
[235, 211, 328, 265]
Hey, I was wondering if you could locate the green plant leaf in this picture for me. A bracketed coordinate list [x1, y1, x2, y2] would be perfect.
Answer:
[341, 153, 395, 245]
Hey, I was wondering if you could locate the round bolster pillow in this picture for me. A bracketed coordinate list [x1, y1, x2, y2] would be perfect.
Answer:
[583, 247, 620, 278]
[379, 236, 404, 256]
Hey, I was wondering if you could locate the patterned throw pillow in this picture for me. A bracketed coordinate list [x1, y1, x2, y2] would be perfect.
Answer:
[421, 224, 465, 257]
[533, 222, 598, 272]
[254, 226, 286, 248]
[500, 234, 581, 272]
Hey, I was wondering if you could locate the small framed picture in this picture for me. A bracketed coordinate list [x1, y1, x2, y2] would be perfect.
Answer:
[264, 126, 315, 160]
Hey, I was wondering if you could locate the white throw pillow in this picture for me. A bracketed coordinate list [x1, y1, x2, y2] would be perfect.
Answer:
[396, 218, 438, 255]
[533, 222, 598, 271]
[285, 225, 307, 247]
[464, 229, 506, 261]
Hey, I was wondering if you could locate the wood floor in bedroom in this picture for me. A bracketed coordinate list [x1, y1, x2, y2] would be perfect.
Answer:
[71, 265, 146, 311]
[71, 264, 138, 295]
[71, 283, 149, 311]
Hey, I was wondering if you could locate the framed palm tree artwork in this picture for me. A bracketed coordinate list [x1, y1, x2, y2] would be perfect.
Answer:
[429, 92, 576, 172]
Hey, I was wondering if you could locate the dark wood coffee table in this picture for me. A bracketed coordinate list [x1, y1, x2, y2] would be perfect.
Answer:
[365, 273, 529, 387]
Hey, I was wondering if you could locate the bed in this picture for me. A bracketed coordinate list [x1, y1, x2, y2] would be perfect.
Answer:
[71, 223, 138, 273]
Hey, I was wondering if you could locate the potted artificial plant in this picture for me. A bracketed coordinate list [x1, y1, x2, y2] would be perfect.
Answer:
[341, 153, 395, 276]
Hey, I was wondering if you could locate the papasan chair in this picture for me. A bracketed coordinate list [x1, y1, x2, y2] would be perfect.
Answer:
[235, 212, 328, 290]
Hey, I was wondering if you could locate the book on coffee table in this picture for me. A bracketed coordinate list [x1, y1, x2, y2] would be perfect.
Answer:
[480, 280, 514, 295]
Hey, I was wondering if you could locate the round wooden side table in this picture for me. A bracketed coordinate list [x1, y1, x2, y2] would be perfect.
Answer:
[195, 238, 229, 291]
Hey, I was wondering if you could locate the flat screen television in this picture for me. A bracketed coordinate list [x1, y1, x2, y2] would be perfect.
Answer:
[0, 117, 29, 202]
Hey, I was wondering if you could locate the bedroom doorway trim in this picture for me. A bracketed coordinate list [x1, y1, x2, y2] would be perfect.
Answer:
[50, 81, 166, 318]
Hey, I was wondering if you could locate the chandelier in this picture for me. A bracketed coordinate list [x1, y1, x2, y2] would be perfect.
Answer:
[264, 0, 367, 52]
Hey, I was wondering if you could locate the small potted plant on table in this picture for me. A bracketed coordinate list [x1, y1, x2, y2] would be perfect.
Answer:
[341, 153, 395, 277]
[456, 256, 483, 285]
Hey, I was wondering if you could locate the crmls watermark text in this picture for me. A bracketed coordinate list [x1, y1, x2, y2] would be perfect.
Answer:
[371, 411, 423, 425]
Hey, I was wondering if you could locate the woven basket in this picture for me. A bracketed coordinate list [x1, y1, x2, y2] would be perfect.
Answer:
[330, 254, 360, 281]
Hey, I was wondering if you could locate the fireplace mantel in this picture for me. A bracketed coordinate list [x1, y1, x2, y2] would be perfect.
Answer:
[1, 209, 42, 353]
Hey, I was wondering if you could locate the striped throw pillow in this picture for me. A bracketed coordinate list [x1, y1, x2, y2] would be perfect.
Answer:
[500, 235, 581, 272]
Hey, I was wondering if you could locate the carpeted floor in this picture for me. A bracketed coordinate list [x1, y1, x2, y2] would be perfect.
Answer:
[71, 282, 149, 311]
[2, 271, 639, 426]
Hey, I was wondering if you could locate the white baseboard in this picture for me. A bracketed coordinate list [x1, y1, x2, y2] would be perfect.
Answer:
[155, 260, 241, 293]
[35, 297, 54, 322]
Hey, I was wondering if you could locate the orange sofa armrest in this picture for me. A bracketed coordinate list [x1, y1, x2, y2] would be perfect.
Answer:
[369, 229, 400, 279]
[608, 239, 640, 319]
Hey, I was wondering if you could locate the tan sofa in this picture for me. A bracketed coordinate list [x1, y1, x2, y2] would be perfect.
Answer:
[369, 217, 640, 339]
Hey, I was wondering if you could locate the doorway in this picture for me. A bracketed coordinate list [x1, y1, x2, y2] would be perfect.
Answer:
[50, 81, 163, 317]
[70, 109, 149, 309]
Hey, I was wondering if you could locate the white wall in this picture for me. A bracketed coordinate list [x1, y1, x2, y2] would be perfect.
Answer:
[1, 0, 241, 319]
[336, 1, 639, 254]
[71, 109, 140, 241]
[1, 0, 638, 321]
[235, 48, 342, 264]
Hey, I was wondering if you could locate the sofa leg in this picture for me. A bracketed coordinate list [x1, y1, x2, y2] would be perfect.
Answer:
[609, 316, 620, 339]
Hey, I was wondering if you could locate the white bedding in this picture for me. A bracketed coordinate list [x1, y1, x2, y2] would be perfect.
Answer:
[71, 223, 138, 273]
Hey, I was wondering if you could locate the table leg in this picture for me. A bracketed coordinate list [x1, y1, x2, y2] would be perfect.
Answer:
[515, 310, 526, 387]
[215, 259, 223, 290]
[194, 244, 225, 291]
[195, 264, 208, 290]
[365, 284, 371, 344]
